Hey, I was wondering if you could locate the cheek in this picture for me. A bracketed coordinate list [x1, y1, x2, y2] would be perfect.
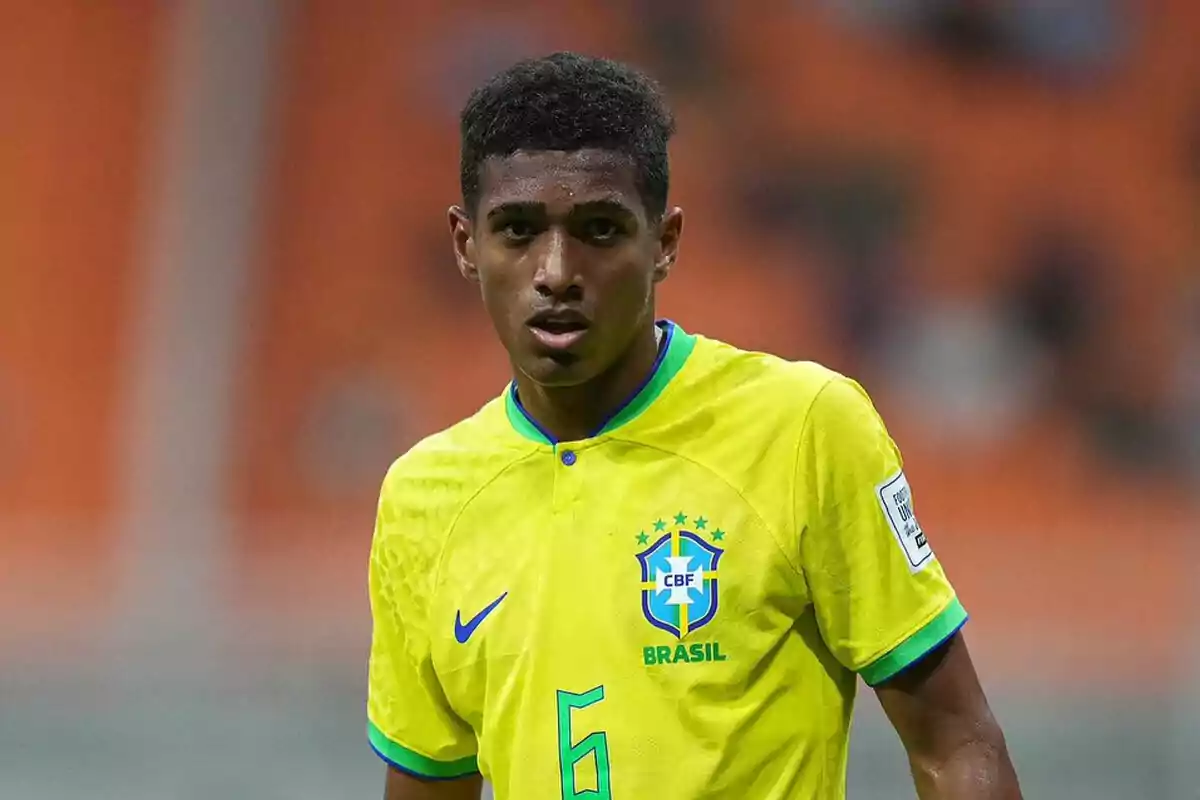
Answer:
[608, 258, 656, 306]
[589, 270, 655, 335]
[476, 265, 527, 327]
[476, 274, 507, 316]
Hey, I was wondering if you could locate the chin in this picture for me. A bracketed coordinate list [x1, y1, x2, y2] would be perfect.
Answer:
[520, 353, 601, 388]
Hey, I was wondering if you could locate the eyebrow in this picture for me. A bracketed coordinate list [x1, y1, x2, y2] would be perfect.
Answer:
[485, 198, 637, 220]
[485, 201, 540, 220]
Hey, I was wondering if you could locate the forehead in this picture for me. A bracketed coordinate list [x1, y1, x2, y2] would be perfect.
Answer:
[476, 149, 644, 217]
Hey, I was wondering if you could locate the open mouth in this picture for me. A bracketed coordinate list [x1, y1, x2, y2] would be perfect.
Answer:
[527, 310, 589, 351]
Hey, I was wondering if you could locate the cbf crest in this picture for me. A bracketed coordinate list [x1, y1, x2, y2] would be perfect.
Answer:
[635, 513, 725, 639]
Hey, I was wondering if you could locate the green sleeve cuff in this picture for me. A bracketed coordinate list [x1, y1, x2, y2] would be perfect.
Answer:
[859, 597, 969, 686]
[367, 720, 478, 779]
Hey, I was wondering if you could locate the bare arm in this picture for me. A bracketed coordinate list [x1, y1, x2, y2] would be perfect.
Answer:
[874, 632, 1022, 799]
[384, 766, 483, 800]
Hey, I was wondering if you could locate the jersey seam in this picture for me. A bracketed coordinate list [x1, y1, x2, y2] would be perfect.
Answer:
[601, 435, 806, 579]
[790, 374, 842, 583]
[428, 446, 545, 670]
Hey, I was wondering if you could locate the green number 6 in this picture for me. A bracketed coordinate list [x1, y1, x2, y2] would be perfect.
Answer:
[555, 686, 612, 799]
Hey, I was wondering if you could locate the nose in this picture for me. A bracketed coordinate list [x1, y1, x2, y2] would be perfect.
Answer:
[533, 229, 581, 300]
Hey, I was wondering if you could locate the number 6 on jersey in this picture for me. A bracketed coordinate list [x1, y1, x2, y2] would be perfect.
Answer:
[555, 687, 613, 799]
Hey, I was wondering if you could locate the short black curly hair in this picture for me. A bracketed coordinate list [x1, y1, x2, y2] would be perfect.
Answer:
[459, 52, 676, 219]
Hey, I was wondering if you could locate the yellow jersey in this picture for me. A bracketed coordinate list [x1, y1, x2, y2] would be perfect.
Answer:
[367, 321, 966, 799]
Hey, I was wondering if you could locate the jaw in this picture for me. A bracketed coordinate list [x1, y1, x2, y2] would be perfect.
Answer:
[514, 350, 595, 389]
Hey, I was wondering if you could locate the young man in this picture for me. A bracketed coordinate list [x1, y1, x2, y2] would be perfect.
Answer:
[367, 52, 1022, 799]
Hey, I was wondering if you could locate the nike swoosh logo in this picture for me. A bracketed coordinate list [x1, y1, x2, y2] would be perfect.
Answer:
[454, 592, 508, 644]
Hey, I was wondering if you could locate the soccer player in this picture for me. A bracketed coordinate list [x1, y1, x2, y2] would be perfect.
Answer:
[367, 52, 1022, 800]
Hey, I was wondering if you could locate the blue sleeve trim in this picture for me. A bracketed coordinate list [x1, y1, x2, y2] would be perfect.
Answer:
[368, 739, 480, 782]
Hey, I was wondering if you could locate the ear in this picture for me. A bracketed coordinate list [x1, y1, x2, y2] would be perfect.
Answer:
[653, 206, 684, 283]
[449, 205, 479, 282]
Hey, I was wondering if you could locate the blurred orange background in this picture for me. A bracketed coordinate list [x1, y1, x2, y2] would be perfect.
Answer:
[2, 2, 1198, 797]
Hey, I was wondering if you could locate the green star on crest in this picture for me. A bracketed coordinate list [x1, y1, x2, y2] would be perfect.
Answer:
[711, 529, 726, 542]
[636, 531, 649, 545]
[653, 519, 666, 531]
[674, 512, 687, 525]
[695, 516, 708, 529]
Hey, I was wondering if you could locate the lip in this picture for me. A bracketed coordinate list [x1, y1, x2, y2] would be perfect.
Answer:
[527, 325, 588, 351]
[526, 309, 590, 352]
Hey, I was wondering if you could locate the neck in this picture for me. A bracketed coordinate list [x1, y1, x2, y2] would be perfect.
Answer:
[514, 321, 663, 443]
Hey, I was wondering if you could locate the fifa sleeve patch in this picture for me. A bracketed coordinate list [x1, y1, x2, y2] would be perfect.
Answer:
[875, 470, 933, 573]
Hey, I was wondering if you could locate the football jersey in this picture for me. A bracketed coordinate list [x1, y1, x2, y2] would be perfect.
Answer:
[366, 320, 966, 799]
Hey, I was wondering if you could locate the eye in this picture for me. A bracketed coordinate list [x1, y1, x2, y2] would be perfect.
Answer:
[497, 219, 537, 243]
[582, 218, 621, 243]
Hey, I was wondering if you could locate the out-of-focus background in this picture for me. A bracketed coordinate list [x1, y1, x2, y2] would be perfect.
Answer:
[2, 1, 1198, 798]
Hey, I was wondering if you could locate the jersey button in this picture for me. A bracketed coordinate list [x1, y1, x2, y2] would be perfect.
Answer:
[560, 449, 577, 466]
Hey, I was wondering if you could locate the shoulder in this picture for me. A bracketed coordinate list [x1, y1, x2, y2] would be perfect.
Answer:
[375, 395, 534, 564]
[643, 331, 865, 492]
[667, 332, 892, 476]
[682, 333, 852, 424]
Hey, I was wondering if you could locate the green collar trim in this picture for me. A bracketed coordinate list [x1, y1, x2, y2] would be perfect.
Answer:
[505, 320, 696, 445]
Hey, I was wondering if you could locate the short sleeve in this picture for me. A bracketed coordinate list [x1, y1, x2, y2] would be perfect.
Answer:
[367, 477, 479, 779]
[796, 376, 968, 686]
